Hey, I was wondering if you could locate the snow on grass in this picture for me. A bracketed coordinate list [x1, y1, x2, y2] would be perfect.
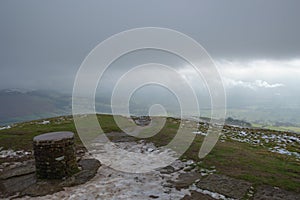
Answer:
[0, 125, 11, 130]
[38, 120, 50, 125]
[220, 127, 300, 159]
[192, 131, 208, 136]
[0, 149, 31, 158]
[199, 168, 217, 176]
[269, 146, 300, 158]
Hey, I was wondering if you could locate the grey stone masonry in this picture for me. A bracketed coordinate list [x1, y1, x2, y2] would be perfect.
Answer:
[33, 132, 79, 179]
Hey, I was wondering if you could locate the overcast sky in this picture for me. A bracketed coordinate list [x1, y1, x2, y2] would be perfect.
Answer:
[0, 0, 299, 104]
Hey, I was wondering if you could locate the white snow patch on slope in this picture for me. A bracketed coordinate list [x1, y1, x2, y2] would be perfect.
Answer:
[0, 125, 11, 130]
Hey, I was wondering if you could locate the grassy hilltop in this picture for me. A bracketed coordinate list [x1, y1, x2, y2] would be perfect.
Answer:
[0, 114, 299, 193]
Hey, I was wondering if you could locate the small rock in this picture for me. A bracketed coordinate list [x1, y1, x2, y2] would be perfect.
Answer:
[254, 185, 300, 200]
[173, 172, 202, 190]
[149, 195, 159, 199]
[196, 174, 252, 199]
[182, 190, 215, 200]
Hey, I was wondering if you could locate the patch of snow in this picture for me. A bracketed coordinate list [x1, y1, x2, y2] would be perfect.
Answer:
[269, 147, 300, 158]
[0, 125, 11, 130]
[189, 184, 235, 200]
[238, 131, 247, 136]
[199, 168, 216, 176]
[192, 131, 208, 136]
[0, 149, 32, 158]
[230, 137, 250, 143]
[38, 120, 50, 125]
[89, 140, 178, 173]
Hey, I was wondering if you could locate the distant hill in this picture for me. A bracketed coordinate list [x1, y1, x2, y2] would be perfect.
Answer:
[0, 89, 71, 125]
[1, 89, 299, 132]
[225, 117, 252, 128]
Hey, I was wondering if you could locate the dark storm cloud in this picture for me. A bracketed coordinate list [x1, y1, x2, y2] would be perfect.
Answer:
[0, 0, 300, 91]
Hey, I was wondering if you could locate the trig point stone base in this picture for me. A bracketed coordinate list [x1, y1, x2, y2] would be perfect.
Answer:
[33, 131, 78, 179]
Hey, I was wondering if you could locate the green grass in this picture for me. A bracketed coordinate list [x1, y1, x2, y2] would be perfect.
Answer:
[0, 114, 121, 150]
[201, 141, 300, 192]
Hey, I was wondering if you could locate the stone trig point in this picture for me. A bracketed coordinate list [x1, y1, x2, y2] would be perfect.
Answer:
[33, 131, 78, 179]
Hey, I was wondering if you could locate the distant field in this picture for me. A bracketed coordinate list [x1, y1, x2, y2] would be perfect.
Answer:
[225, 108, 300, 127]
[252, 123, 300, 133]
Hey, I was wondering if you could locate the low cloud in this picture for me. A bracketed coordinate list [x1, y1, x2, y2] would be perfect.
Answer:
[254, 80, 284, 88]
[217, 59, 300, 81]
[224, 78, 284, 90]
